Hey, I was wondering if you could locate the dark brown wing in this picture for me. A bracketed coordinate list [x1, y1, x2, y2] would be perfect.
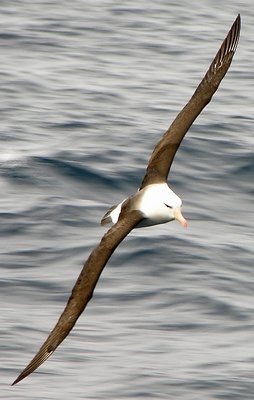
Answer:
[12, 210, 143, 385]
[140, 14, 241, 189]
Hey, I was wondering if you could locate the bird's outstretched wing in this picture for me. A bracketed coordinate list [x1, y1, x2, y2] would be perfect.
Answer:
[140, 14, 241, 189]
[12, 210, 143, 385]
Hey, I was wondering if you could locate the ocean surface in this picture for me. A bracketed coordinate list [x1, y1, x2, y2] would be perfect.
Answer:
[1, 1, 253, 399]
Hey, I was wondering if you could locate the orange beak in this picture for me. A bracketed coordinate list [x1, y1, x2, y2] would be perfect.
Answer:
[174, 207, 188, 228]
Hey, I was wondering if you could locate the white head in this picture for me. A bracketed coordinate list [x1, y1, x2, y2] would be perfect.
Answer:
[139, 183, 188, 228]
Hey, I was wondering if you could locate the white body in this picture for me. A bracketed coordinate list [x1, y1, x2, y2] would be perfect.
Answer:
[102, 183, 187, 228]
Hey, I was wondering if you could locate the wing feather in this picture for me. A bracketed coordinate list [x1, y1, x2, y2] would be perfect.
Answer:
[12, 210, 143, 385]
[140, 15, 241, 189]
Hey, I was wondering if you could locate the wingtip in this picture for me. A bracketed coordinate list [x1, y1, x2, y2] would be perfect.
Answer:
[11, 367, 35, 386]
[11, 348, 54, 385]
[230, 14, 241, 53]
[235, 13, 241, 30]
[11, 374, 24, 386]
[237, 14, 241, 35]
[236, 14, 241, 35]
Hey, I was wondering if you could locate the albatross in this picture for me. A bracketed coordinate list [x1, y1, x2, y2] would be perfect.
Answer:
[13, 15, 241, 385]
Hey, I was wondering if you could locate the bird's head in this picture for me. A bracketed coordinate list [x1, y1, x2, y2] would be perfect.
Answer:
[162, 186, 188, 228]
[139, 183, 188, 228]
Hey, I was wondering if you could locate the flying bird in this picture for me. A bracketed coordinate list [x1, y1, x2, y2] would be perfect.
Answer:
[13, 15, 240, 385]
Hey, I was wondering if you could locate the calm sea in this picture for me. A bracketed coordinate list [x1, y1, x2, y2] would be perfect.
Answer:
[1, 1, 253, 399]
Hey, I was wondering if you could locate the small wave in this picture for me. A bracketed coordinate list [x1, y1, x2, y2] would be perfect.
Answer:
[33, 155, 121, 188]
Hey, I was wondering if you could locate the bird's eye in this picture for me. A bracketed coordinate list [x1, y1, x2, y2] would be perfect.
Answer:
[164, 203, 172, 209]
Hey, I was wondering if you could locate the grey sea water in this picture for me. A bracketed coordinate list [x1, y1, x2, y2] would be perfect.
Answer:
[1, 1, 253, 399]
